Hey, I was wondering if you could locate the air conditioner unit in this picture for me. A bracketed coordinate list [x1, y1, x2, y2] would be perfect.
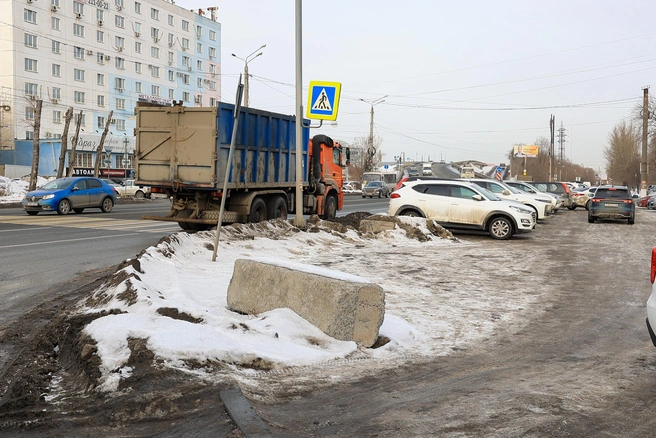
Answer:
[87, 50, 93, 55]
[194, 96, 202, 103]
[97, 20, 103, 26]
[203, 79, 209, 84]
[168, 43, 174, 48]
[104, 55, 111, 60]
[147, 64, 153, 69]
[29, 95, 36, 100]
[117, 47, 123, 52]
[51, 98, 58, 104]
[187, 66, 192, 71]
[167, 61, 172, 66]
[51, 5, 58, 12]
[135, 32, 140, 38]
[27, 0, 32, 3]
[116, 5, 122, 11]
[75, 12, 82, 19]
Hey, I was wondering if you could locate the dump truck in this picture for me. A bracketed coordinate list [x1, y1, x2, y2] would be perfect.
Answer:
[135, 102, 349, 231]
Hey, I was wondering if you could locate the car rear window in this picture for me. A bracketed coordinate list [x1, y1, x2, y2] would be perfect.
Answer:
[595, 188, 630, 199]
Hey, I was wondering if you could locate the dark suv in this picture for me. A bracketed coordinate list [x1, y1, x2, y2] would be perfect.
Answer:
[530, 182, 573, 208]
[588, 185, 635, 224]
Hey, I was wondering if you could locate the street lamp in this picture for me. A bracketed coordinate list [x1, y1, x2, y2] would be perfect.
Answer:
[231, 44, 266, 107]
[122, 136, 130, 177]
[360, 95, 388, 172]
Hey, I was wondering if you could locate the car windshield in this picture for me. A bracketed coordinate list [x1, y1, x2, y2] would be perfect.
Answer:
[505, 185, 523, 195]
[475, 186, 501, 201]
[41, 179, 75, 190]
[366, 182, 383, 187]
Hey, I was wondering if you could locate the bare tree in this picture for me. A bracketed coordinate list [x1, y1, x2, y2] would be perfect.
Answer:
[28, 100, 43, 191]
[57, 107, 74, 178]
[604, 120, 640, 186]
[93, 110, 113, 177]
[66, 110, 83, 177]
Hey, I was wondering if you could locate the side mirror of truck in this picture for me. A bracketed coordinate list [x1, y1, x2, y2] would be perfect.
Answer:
[344, 147, 350, 167]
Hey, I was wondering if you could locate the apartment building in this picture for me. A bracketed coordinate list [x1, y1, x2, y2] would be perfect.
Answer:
[0, 0, 221, 176]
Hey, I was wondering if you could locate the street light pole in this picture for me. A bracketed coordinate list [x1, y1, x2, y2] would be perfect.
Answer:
[360, 95, 387, 172]
[231, 44, 266, 107]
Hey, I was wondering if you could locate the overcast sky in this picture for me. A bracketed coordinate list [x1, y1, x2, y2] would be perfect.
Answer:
[179, 0, 656, 171]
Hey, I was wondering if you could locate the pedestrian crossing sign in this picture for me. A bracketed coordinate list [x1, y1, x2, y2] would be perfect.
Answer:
[306, 81, 341, 121]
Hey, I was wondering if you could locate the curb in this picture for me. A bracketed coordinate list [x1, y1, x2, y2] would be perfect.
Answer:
[219, 388, 274, 438]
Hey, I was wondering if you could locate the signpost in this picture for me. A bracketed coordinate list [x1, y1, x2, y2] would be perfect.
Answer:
[306, 81, 341, 121]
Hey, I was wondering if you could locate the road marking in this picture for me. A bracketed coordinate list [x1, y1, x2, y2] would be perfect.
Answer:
[0, 215, 180, 233]
[0, 232, 142, 249]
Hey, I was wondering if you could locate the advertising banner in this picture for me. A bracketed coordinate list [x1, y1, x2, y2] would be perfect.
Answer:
[513, 145, 539, 158]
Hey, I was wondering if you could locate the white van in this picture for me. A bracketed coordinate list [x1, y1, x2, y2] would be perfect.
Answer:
[422, 163, 432, 176]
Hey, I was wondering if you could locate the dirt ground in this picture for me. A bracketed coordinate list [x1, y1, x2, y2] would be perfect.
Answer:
[3, 209, 656, 436]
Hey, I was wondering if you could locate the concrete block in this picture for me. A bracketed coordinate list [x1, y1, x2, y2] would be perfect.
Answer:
[227, 258, 385, 348]
[359, 218, 396, 233]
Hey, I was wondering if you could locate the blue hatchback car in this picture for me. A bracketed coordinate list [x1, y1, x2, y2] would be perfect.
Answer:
[22, 177, 118, 215]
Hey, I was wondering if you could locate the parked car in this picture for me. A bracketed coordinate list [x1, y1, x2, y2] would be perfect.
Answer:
[587, 185, 635, 224]
[362, 181, 390, 198]
[504, 180, 563, 212]
[388, 179, 536, 240]
[113, 179, 151, 199]
[408, 168, 420, 177]
[21, 177, 118, 215]
[466, 178, 554, 220]
[100, 179, 123, 197]
[570, 186, 597, 210]
[531, 182, 573, 209]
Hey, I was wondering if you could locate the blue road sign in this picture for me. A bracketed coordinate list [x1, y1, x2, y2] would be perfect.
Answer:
[306, 81, 341, 121]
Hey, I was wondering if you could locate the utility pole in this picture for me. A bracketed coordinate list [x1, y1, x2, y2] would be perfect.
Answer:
[231, 44, 266, 107]
[361, 95, 387, 173]
[549, 115, 555, 182]
[28, 100, 43, 191]
[641, 86, 649, 195]
[557, 122, 567, 161]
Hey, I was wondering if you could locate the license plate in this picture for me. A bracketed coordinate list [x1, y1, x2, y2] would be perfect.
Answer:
[604, 204, 617, 207]
[26, 202, 38, 206]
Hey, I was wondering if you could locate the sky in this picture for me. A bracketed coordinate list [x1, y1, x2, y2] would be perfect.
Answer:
[0, 177, 544, 394]
[176, 0, 656, 171]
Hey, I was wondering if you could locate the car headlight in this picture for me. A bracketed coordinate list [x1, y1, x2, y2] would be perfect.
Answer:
[42, 194, 55, 200]
[509, 204, 533, 215]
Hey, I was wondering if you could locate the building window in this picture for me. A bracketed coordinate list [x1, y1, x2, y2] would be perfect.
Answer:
[151, 27, 159, 41]
[151, 85, 159, 96]
[209, 30, 216, 41]
[98, 95, 105, 107]
[74, 68, 85, 82]
[134, 22, 141, 34]
[209, 47, 216, 59]
[182, 92, 190, 102]
[169, 89, 174, 99]
[73, 23, 84, 37]
[135, 62, 141, 73]
[115, 77, 125, 90]
[197, 60, 202, 70]
[25, 58, 38, 73]
[168, 51, 174, 63]
[24, 9, 36, 24]
[182, 20, 189, 31]
[182, 56, 189, 67]
[25, 83, 38, 96]
[209, 64, 216, 75]
[52, 87, 61, 99]
[196, 26, 202, 38]
[195, 95, 201, 105]
[209, 97, 216, 106]
[52, 40, 60, 54]
[209, 81, 216, 91]
[53, 110, 61, 123]
[97, 73, 104, 86]
[151, 46, 159, 58]
[74, 152, 92, 167]
[115, 36, 125, 50]
[52, 0, 60, 7]
[115, 16, 124, 28]
[115, 0, 124, 8]
[135, 41, 142, 53]
[26, 131, 34, 140]
[117, 119, 126, 131]
[51, 17, 60, 31]
[151, 66, 160, 77]
[116, 57, 125, 69]
[97, 52, 105, 64]
[182, 74, 189, 85]
[197, 78, 202, 88]
[97, 9, 103, 21]
[168, 33, 174, 47]
[74, 91, 85, 104]
[25, 107, 35, 120]
[73, 2, 83, 14]
[181, 38, 189, 50]
[74, 46, 85, 60]
[135, 2, 141, 14]
[168, 70, 174, 81]
[51, 63, 60, 77]
[97, 30, 104, 43]
[135, 82, 142, 93]
[116, 98, 125, 110]
[168, 14, 173, 26]
[97, 116, 105, 128]
[196, 43, 202, 53]
[150, 8, 158, 20]
[24, 33, 37, 48]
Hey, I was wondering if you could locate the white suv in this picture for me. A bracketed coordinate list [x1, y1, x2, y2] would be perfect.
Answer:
[466, 178, 553, 220]
[388, 179, 536, 240]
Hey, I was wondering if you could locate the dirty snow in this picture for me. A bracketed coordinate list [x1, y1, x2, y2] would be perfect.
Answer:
[0, 175, 50, 203]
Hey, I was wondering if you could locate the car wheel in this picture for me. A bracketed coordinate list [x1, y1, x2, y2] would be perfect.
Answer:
[322, 195, 338, 220]
[585, 201, 590, 211]
[362, 195, 366, 199]
[248, 197, 268, 223]
[73, 208, 84, 214]
[26, 211, 38, 216]
[488, 216, 513, 240]
[588, 215, 595, 223]
[399, 210, 422, 217]
[135, 190, 145, 199]
[378, 191, 382, 198]
[628, 218, 635, 225]
[100, 197, 114, 213]
[57, 199, 71, 215]
[567, 205, 577, 210]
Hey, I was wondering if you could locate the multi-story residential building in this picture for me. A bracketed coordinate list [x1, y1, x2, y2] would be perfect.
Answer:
[0, 0, 221, 177]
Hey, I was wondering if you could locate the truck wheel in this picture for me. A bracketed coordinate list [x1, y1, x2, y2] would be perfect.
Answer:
[267, 196, 288, 220]
[322, 195, 337, 220]
[135, 190, 145, 199]
[249, 197, 268, 223]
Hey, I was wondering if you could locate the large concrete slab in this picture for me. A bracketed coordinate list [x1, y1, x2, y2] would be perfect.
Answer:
[227, 258, 385, 347]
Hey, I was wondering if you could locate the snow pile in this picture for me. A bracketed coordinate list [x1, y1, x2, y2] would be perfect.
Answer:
[0, 175, 50, 203]
[78, 217, 547, 392]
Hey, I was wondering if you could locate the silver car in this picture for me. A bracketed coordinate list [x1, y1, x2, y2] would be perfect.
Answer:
[362, 181, 389, 198]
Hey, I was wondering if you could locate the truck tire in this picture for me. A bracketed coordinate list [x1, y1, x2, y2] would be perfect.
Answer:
[322, 195, 337, 220]
[249, 197, 268, 223]
[267, 196, 288, 220]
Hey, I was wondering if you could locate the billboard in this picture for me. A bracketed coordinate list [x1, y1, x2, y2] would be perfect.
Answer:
[514, 145, 539, 158]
